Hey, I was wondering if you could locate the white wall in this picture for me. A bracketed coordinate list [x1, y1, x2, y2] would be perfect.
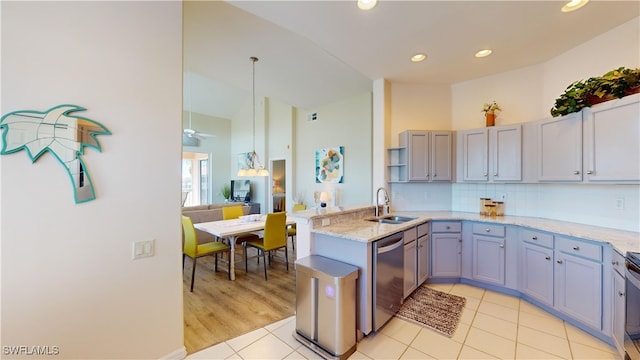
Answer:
[266, 98, 295, 210]
[295, 92, 372, 208]
[1, 2, 184, 359]
[183, 112, 232, 204]
[447, 16, 640, 232]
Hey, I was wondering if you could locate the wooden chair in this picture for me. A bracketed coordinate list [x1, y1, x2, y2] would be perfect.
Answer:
[287, 204, 307, 250]
[182, 216, 231, 291]
[244, 212, 288, 280]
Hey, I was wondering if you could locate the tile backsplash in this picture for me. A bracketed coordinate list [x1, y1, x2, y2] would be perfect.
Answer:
[452, 183, 639, 232]
[389, 182, 639, 232]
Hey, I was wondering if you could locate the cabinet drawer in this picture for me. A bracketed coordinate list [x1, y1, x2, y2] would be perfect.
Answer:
[611, 249, 625, 276]
[432, 221, 461, 233]
[520, 229, 554, 249]
[404, 227, 417, 244]
[472, 223, 505, 237]
[556, 236, 602, 262]
[417, 222, 429, 237]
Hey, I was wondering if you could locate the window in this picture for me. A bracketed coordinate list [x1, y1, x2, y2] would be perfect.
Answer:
[182, 152, 209, 206]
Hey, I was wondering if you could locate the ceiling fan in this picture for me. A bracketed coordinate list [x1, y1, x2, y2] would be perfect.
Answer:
[183, 72, 215, 146]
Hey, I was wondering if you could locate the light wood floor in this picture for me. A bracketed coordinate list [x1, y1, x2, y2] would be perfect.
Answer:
[183, 242, 297, 354]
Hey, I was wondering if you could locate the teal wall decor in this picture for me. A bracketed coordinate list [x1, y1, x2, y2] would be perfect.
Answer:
[0, 104, 111, 203]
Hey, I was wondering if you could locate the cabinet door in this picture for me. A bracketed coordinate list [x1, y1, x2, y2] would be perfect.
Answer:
[404, 241, 417, 298]
[520, 242, 554, 307]
[554, 253, 602, 329]
[491, 125, 522, 181]
[430, 131, 452, 181]
[462, 129, 489, 181]
[431, 233, 462, 277]
[583, 95, 640, 182]
[407, 131, 429, 181]
[612, 270, 626, 353]
[417, 235, 430, 284]
[538, 113, 582, 181]
[472, 235, 505, 285]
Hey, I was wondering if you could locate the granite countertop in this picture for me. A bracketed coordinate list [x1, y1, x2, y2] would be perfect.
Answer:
[310, 209, 640, 255]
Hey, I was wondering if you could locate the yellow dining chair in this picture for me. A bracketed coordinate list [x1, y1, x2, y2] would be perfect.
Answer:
[182, 216, 231, 291]
[287, 204, 307, 250]
[222, 205, 260, 245]
[244, 212, 288, 280]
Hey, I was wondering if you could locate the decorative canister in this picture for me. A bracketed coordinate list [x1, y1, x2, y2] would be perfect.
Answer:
[480, 198, 492, 215]
[493, 201, 505, 216]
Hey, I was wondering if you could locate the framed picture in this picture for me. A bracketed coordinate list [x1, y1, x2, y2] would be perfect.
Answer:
[315, 146, 344, 183]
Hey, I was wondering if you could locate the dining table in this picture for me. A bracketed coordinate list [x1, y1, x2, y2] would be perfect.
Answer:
[194, 215, 295, 280]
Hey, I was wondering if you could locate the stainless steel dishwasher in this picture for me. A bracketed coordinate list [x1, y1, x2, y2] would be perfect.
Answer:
[372, 232, 404, 331]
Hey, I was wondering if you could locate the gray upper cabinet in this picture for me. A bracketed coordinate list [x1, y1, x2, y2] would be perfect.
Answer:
[537, 112, 583, 182]
[396, 130, 452, 182]
[537, 93, 639, 184]
[582, 93, 640, 182]
[459, 125, 522, 182]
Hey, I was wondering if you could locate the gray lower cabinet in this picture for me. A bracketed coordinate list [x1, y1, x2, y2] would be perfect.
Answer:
[554, 236, 603, 330]
[417, 227, 430, 284]
[611, 250, 626, 355]
[520, 229, 554, 307]
[403, 227, 418, 298]
[471, 223, 506, 286]
[431, 221, 462, 278]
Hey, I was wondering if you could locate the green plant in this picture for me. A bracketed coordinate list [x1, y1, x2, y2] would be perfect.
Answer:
[550, 80, 589, 117]
[222, 184, 231, 200]
[551, 67, 640, 117]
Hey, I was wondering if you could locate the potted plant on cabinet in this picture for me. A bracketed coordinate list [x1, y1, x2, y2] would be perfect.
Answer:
[551, 66, 640, 117]
[482, 101, 501, 127]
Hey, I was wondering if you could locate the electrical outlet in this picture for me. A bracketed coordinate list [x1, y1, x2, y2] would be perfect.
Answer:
[132, 240, 155, 260]
[615, 198, 625, 210]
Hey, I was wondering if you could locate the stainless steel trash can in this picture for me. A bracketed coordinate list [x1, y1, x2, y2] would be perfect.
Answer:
[294, 255, 359, 360]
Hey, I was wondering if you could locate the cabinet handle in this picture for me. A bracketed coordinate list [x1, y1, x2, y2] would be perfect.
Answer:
[573, 170, 580, 175]
[446, 226, 451, 230]
[557, 260, 563, 264]
[618, 291, 625, 297]
[494, 173, 498, 176]
[532, 236, 538, 240]
[587, 170, 593, 175]
[458, 239, 462, 243]
[485, 228, 491, 232]
[572, 246, 580, 251]
[433, 173, 437, 177]
[499, 244, 504, 248]
[545, 256, 551, 260]
[612, 260, 619, 266]
[483, 172, 488, 177]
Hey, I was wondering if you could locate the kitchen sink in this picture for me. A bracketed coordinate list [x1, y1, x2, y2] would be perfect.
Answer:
[365, 215, 416, 224]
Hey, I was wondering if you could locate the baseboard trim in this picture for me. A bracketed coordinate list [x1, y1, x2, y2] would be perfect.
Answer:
[160, 346, 187, 360]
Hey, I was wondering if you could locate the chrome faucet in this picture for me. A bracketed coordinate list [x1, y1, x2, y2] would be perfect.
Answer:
[375, 187, 390, 218]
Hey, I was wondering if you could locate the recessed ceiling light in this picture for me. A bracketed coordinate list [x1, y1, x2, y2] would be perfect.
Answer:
[562, 0, 589, 12]
[475, 49, 493, 58]
[411, 53, 427, 62]
[357, 0, 377, 10]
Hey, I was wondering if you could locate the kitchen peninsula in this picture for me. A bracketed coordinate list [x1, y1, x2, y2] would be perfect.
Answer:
[289, 206, 639, 354]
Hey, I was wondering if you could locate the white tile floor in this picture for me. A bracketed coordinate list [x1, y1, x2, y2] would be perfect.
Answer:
[186, 283, 622, 360]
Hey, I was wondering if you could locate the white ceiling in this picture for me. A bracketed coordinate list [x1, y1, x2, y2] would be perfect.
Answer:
[183, 1, 639, 118]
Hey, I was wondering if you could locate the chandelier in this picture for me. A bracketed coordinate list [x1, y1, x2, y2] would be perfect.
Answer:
[237, 56, 269, 177]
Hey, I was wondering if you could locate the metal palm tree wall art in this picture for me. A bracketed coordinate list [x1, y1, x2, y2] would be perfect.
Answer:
[0, 104, 111, 203]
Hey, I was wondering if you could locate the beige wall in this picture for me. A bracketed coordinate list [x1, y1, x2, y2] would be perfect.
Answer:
[1, 2, 185, 358]
[294, 92, 373, 208]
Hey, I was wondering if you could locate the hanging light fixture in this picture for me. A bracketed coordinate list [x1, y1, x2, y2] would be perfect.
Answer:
[238, 56, 269, 177]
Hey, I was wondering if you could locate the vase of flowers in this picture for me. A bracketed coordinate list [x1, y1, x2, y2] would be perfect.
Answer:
[482, 101, 501, 127]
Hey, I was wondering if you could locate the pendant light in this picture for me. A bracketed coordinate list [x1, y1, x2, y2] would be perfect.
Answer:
[237, 56, 269, 177]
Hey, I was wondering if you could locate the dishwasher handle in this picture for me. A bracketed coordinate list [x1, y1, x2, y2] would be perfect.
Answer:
[376, 233, 404, 254]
